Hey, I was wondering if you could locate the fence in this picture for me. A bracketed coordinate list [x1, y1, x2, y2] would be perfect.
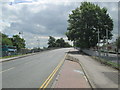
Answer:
[82, 49, 119, 64]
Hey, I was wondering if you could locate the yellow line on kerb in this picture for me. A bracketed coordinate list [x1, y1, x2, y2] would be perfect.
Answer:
[39, 54, 67, 89]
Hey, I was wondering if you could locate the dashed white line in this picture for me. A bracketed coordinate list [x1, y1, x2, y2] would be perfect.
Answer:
[0, 67, 15, 73]
[25, 61, 33, 64]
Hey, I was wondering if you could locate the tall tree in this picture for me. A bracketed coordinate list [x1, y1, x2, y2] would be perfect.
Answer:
[66, 2, 113, 49]
[1, 33, 13, 45]
[56, 38, 66, 47]
[11, 35, 25, 50]
[48, 36, 71, 48]
[48, 36, 56, 48]
[64, 42, 72, 47]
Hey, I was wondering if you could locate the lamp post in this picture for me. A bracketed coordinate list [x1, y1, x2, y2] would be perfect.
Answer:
[103, 36, 105, 56]
[106, 29, 109, 56]
[19, 31, 23, 38]
[37, 39, 39, 48]
[98, 29, 100, 57]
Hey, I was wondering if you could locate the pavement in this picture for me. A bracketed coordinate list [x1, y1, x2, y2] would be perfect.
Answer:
[52, 60, 91, 88]
[68, 49, 119, 88]
[2, 48, 71, 88]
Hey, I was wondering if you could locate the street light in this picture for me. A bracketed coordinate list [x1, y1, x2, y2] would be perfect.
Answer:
[37, 39, 39, 48]
[106, 29, 109, 57]
[19, 31, 23, 38]
[103, 36, 106, 56]
[98, 29, 100, 57]
[103, 25, 109, 57]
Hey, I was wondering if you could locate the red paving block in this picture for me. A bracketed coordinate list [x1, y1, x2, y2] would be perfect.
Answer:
[54, 60, 91, 88]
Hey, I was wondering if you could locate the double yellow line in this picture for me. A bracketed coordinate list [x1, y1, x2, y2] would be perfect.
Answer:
[39, 54, 67, 89]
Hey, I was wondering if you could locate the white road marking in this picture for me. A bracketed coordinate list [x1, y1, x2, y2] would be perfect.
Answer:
[25, 61, 33, 64]
[74, 69, 84, 75]
[84, 76, 88, 81]
[0, 67, 15, 73]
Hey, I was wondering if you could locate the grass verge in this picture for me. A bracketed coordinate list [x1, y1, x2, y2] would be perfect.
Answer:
[0, 54, 27, 59]
[91, 56, 119, 70]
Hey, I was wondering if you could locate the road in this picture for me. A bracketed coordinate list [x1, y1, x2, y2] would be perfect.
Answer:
[2, 48, 71, 88]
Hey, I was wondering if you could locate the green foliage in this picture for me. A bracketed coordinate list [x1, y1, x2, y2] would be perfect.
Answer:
[43, 47, 47, 50]
[64, 42, 72, 47]
[66, 2, 113, 49]
[48, 36, 56, 48]
[11, 35, 25, 50]
[56, 38, 66, 47]
[1, 33, 26, 51]
[1, 33, 13, 45]
[2, 38, 13, 46]
[48, 36, 71, 48]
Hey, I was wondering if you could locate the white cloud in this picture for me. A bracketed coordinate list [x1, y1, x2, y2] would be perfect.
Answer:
[1, 1, 118, 48]
[28, 4, 47, 13]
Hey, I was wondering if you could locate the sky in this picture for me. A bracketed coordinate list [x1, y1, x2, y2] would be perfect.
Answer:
[1, 0, 119, 48]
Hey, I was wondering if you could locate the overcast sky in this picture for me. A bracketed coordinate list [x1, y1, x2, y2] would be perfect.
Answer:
[1, 0, 119, 48]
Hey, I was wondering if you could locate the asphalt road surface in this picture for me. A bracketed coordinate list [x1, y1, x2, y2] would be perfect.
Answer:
[2, 48, 71, 88]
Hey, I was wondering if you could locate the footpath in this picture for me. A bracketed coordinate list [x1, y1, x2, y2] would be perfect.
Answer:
[52, 49, 119, 89]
